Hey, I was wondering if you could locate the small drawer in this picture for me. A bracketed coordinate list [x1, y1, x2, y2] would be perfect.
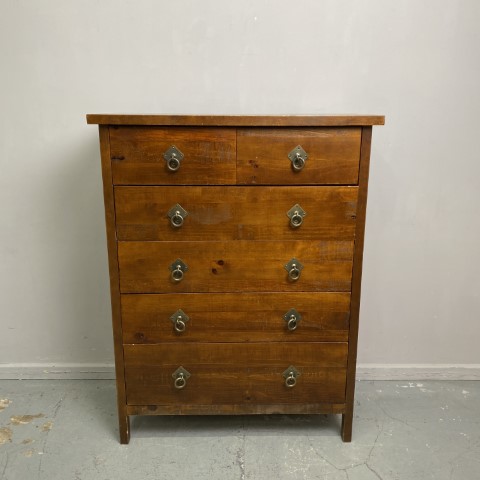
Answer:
[121, 292, 350, 343]
[124, 342, 348, 405]
[109, 126, 236, 185]
[114, 186, 358, 241]
[237, 127, 361, 185]
[117, 240, 354, 293]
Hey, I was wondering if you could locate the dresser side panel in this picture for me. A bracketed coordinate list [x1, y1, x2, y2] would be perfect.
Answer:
[342, 126, 372, 441]
[99, 125, 130, 443]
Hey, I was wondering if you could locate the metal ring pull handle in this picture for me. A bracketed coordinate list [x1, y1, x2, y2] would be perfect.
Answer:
[288, 146, 308, 172]
[170, 309, 189, 333]
[285, 372, 297, 388]
[287, 315, 298, 331]
[167, 154, 180, 172]
[169, 259, 188, 283]
[174, 316, 186, 333]
[284, 308, 302, 332]
[171, 265, 184, 282]
[163, 145, 184, 172]
[283, 365, 300, 388]
[287, 204, 306, 229]
[174, 373, 187, 389]
[291, 211, 303, 228]
[172, 366, 191, 390]
[292, 153, 305, 171]
[288, 264, 300, 281]
[285, 258, 303, 282]
[171, 210, 184, 227]
[167, 204, 188, 229]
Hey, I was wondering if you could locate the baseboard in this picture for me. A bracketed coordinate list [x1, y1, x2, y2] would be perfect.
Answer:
[357, 364, 480, 381]
[1, 363, 479, 381]
[0, 363, 116, 380]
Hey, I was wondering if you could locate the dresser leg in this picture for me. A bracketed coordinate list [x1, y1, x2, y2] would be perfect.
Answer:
[119, 414, 130, 444]
[341, 411, 353, 442]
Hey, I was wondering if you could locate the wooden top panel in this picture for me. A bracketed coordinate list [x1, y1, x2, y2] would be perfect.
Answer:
[86, 114, 385, 127]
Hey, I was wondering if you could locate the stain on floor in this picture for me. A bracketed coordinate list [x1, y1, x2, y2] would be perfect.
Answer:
[0, 398, 11, 411]
[41, 421, 53, 432]
[0, 426, 13, 445]
[10, 414, 44, 426]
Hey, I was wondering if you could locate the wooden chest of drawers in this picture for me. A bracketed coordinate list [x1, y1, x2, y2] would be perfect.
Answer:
[87, 114, 384, 444]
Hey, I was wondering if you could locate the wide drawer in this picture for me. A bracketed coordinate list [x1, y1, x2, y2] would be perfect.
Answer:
[124, 342, 348, 405]
[121, 292, 350, 343]
[115, 186, 358, 241]
[118, 240, 354, 293]
[237, 127, 361, 185]
[109, 126, 236, 185]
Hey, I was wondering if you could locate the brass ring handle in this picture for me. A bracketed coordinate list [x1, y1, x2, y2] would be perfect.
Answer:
[285, 372, 297, 388]
[172, 366, 190, 389]
[288, 264, 301, 281]
[287, 315, 298, 331]
[169, 259, 188, 283]
[283, 365, 300, 388]
[167, 154, 181, 172]
[174, 373, 187, 389]
[171, 266, 184, 282]
[164, 146, 184, 171]
[170, 210, 184, 228]
[174, 316, 186, 333]
[292, 152, 306, 171]
[290, 211, 303, 228]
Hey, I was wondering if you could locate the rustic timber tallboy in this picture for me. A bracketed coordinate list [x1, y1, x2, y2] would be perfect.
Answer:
[87, 114, 384, 444]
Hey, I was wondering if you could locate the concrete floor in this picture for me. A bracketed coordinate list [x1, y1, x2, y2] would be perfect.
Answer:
[0, 380, 478, 479]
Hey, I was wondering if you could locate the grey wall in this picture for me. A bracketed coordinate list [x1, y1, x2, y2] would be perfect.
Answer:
[1, 1, 479, 373]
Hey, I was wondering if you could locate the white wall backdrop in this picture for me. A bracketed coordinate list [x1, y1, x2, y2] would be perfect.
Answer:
[1, 0, 479, 377]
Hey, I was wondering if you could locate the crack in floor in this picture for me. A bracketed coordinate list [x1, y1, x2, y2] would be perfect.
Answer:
[365, 463, 384, 479]
[1, 452, 9, 478]
[36, 392, 66, 478]
[377, 403, 419, 431]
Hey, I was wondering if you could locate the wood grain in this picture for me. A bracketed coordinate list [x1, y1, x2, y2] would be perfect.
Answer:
[109, 126, 236, 185]
[87, 114, 385, 126]
[98, 126, 130, 444]
[118, 240, 354, 293]
[124, 342, 347, 405]
[115, 186, 358, 241]
[237, 128, 361, 185]
[121, 292, 350, 343]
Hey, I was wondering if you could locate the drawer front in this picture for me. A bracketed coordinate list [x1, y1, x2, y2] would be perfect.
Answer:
[237, 127, 361, 185]
[118, 240, 354, 293]
[115, 186, 358, 241]
[121, 292, 350, 343]
[124, 343, 347, 405]
[109, 127, 236, 185]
